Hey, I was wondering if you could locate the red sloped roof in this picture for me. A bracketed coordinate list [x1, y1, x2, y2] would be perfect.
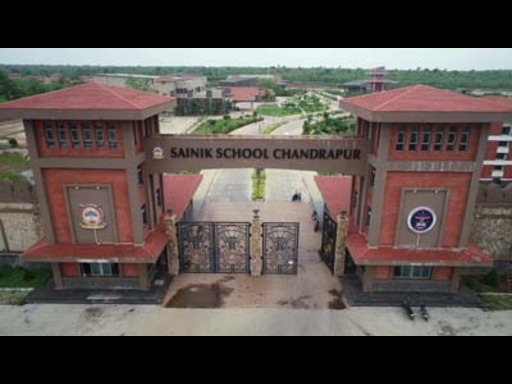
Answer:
[224, 87, 263, 102]
[341, 85, 512, 113]
[163, 174, 203, 221]
[484, 96, 512, 109]
[0, 82, 173, 111]
[347, 233, 493, 267]
[314, 176, 352, 218]
[21, 230, 168, 264]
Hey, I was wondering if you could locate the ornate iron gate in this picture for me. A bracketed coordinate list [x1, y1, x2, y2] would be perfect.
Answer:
[320, 212, 337, 274]
[262, 223, 300, 275]
[178, 222, 250, 274]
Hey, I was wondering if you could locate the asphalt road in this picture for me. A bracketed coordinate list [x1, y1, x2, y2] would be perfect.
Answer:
[193, 116, 299, 216]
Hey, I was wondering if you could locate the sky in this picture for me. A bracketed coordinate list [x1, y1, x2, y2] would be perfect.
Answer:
[0, 48, 511, 70]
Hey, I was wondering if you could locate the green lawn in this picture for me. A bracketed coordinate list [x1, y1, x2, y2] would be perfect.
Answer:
[304, 117, 356, 136]
[0, 267, 51, 289]
[257, 104, 301, 117]
[194, 116, 262, 135]
[482, 295, 512, 311]
[252, 169, 266, 201]
[263, 122, 287, 135]
[0, 153, 31, 182]
[0, 95, 7, 103]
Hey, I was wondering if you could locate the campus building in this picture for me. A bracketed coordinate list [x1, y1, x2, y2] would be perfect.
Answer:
[92, 74, 228, 115]
[0, 82, 511, 296]
[482, 97, 512, 183]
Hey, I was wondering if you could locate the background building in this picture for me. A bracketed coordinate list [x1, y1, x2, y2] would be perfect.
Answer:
[482, 96, 512, 183]
[92, 74, 228, 115]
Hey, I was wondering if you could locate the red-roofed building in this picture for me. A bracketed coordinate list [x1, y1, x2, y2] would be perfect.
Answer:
[223, 87, 266, 103]
[339, 85, 510, 293]
[0, 83, 177, 291]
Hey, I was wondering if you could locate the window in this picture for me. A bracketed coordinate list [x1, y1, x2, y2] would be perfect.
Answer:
[459, 126, 471, 152]
[81, 263, 120, 277]
[421, 126, 431, 151]
[494, 166, 504, 172]
[396, 126, 406, 151]
[95, 123, 105, 149]
[409, 126, 419, 151]
[393, 266, 432, 280]
[137, 167, 144, 187]
[82, 123, 93, 150]
[156, 188, 162, 207]
[44, 122, 55, 149]
[57, 123, 67, 149]
[447, 127, 458, 152]
[497, 153, 507, 160]
[366, 207, 372, 228]
[108, 124, 118, 149]
[142, 204, 148, 226]
[133, 126, 138, 147]
[370, 168, 377, 188]
[499, 141, 509, 148]
[69, 122, 80, 149]
[502, 125, 512, 136]
[364, 121, 371, 140]
[434, 126, 445, 151]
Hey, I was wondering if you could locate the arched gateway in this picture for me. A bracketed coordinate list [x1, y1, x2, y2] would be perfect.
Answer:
[1, 83, 510, 295]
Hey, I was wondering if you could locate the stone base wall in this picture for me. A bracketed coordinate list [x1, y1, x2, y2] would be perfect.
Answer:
[472, 206, 512, 261]
[62, 278, 140, 290]
[0, 203, 43, 253]
[374, 280, 451, 293]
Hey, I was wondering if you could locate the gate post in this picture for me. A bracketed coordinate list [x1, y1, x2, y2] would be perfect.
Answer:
[250, 209, 263, 277]
[164, 211, 180, 276]
[334, 211, 349, 277]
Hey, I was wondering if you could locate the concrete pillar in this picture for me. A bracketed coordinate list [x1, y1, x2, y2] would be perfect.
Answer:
[334, 212, 349, 277]
[451, 268, 462, 294]
[51, 263, 63, 291]
[250, 209, 263, 277]
[138, 264, 149, 291]
[362, 267, 374, 293]
[164, 212, 180, 276]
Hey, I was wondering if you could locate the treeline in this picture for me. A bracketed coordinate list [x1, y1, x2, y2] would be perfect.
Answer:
[2, 65, 512, 94]
[0, 69, 72, 101]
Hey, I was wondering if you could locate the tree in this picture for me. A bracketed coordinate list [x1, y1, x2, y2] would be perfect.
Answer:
[0, 70, 21, 100]
[126, 78, 153, 92]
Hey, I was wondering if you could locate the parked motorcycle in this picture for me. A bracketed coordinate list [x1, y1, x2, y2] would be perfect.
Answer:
[402, 298, 415, 321]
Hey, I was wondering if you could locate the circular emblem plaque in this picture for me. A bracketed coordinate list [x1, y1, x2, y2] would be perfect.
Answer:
[80, 204, 107, 230]
[407, 207, 437, 235]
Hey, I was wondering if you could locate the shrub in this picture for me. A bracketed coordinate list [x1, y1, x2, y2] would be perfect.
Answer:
[8, 138, 18, 148]
[484, 270, 501, 289]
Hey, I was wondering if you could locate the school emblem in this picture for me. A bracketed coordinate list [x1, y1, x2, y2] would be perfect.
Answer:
[408, 207, 437, 235]
[80, 204, 107, 230]
[153, 147, 165, 160]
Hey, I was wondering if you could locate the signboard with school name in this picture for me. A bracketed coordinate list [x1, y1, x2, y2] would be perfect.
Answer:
[145, 135, 369, 175]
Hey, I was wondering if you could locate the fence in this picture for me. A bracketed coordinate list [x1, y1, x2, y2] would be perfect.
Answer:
[476, 183, 512, 206]
[0, 180, 37, 204]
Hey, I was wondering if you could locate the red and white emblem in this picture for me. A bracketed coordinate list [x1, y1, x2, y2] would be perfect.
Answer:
[80, 204, 107, 230]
